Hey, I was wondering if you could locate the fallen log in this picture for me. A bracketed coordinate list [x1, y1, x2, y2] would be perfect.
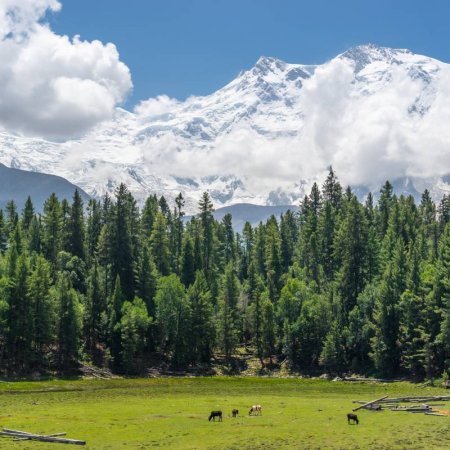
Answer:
[1, 429, 85, 445]
[343, 377, 404, 383]
[13, 433, 67, 441]
[352, 395, 389, 412]
[364, 403, 382, 411]
[425, 412, 448, 416]
[390, 406, 431, 412]
[378, 396, 450, 403]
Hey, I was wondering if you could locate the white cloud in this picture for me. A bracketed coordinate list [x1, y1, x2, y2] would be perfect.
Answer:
[0, 0, 132, 139]
[134, 95, 180, 118]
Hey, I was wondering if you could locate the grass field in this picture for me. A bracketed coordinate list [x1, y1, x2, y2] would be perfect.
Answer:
[1, 377, 450, 449]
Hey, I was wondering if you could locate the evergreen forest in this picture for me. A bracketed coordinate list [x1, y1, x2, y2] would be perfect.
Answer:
[1, 168, 450, 381]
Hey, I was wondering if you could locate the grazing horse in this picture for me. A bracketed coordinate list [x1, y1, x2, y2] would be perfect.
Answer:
[249, 405, 262, 416]
[209, 411, 222, 422]
[347, 413, 359, 425]
[232, 409, 239, 418]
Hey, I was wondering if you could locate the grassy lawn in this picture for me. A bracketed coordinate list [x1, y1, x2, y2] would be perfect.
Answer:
[1, 377, 450, 449]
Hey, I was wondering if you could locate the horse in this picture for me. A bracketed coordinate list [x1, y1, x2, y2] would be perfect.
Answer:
[249, 405, 262, 416]
[232, 409, 239, 418]
[209, 410, 223, 422]
[347, 413, 359, 425]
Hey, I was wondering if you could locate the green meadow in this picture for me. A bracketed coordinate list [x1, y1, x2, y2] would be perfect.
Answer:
[1, 377, 450, 449]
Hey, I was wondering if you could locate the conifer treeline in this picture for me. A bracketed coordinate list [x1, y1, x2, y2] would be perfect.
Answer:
[2, 169, 450, 379]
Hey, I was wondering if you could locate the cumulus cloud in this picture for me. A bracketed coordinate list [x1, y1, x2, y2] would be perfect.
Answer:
[0, 0, 132, 140]
[134, 95, 180, 118]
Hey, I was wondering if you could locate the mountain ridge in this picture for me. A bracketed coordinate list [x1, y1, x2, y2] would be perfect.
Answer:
[0, 163, 90, 211]
[1, 44, 450, 213]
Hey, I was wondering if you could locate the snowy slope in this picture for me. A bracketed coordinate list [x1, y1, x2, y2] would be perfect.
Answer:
[1, 44, 450, 213]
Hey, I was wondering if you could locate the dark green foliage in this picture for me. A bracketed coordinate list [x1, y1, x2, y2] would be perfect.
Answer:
[218, 263, 240, 359]
[109, 276, 124, 370]
[85, 261, 105, 362]
[110, 184, 135, 299]
[188, 271, 215, 364]
[150, 211, 170, 276]
[0, 210, 7, 253]
[29, 256, 54, 368]
[67, 189, 85, 259]
[42, 193, 62, 266]
[1, 170, 450, 379]
[56, 273, 82, 371]
[180, 235, 196, 287]
[135, 245, 157, 317]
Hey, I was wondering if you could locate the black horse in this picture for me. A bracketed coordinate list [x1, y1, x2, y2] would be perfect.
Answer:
[209, 410, 223, 421]
[232, 409, 239, 418]
[347, 413, 359, 425]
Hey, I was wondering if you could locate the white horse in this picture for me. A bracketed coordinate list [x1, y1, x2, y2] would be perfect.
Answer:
[249, 405, 262, 416]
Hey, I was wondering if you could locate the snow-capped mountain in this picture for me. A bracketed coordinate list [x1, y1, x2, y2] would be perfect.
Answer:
[1, 44, 450, 213]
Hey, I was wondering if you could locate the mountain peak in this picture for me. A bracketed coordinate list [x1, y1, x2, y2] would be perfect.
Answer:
[253, 56, 286, 74]
[340, 44, 412, 71]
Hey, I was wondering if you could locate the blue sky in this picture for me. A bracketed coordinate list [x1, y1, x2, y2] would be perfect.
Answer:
[49, 0, 450, 107]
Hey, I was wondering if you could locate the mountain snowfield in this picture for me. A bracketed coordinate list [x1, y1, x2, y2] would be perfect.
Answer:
[1, 44, 450, 213]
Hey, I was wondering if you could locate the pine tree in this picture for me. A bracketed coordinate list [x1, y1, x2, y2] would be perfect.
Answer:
[141, 195, 159, 238]
[334, 195, 369, 314]
[172, 193, 185, 273]
[67, 189, 85, 260]
[280, 210, 297, 272]
[135, 245, 158, 317]
[5, 200, 18, 237]
[240, 222, 253, 280]
[298, 184, 322, 288]
[86, 199, 102, 263]
[188, 271, 215, 364]
[218, 263, 240, 359]
[180, 235, 196, 287]
[150, 212, 170, 276]
[265, 217, 282, 300]
[437, 223, 450, 372]
[85, 261, 105, 362]
[56, 274, 82, 371]
[109, 276, 124, 371]
[28, 215, 41, 254]
[21, 196, 35, 232]
[261, 295, 276, 364]
[378, 180, 394, 238]
[370, 239, 407, 376]
[399, 290, 427, 379]
[322, 166, 343, 209]
[29, 256, 54, 368]
[198, 192, 215, 280]
[0, 210, 7, 253]
[6, 254, 33, 373]
[365, 192, 380, 282]
[320, 316, 348, 375]
[42, 193, 62, 267]
[221, 213, 235, 265]
[110, 184, 135, 300]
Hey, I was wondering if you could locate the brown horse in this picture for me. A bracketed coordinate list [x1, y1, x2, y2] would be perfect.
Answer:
[347, 413, 359, 425]
[209, 411, 222, 421]
[249, 405, 262, 416]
